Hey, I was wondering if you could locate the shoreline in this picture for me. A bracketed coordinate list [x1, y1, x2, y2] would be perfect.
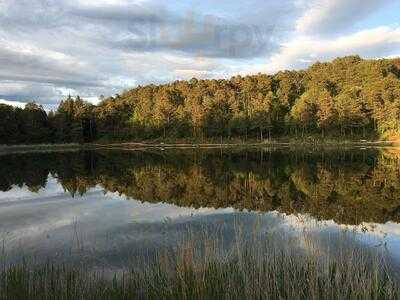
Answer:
[0, 143, 89, 154]
[0, 139, 398, 154]
[94, 139, 397, 148]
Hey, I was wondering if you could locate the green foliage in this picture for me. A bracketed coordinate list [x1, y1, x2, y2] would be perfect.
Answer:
[0, 102, 51, 144]
[1, 55, 400, 145]
[0, 96, 97, 145]
[97, 55, 400, 141]
[52, 95, 97, 143]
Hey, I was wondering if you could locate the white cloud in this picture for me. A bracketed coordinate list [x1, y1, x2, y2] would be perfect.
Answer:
[0, 0, 291, 107]
[0, 99, 27, 108]
[0, 0, 398, 107]
[122, 52, 233, 83]
[295, 0, 393, 36]
[265, 26, 400, 73]
[85, 96, 101, 105]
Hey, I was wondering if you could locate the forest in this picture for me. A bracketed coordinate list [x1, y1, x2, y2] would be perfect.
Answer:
[1, 55, 400, 144]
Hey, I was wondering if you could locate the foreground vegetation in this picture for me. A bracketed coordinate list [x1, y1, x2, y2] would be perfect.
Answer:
[1, 55, 400, 145]
[1, 227, 398, 300]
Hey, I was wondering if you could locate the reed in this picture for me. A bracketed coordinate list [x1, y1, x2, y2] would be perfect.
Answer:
[1, 227, 398, 299]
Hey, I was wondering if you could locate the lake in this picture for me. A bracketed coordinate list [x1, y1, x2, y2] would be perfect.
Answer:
[1, 147, 400, 297]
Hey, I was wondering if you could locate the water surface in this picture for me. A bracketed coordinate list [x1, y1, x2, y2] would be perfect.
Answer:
[1, 147, 400, 269]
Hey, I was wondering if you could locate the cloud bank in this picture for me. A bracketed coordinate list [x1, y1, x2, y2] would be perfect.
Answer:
[0, 0, 398, 108]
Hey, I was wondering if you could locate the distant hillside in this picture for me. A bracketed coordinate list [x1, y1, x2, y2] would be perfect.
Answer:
[1, 55, 400, 144]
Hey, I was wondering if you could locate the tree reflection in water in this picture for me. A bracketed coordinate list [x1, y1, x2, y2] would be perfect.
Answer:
[1, 147, 400, 225]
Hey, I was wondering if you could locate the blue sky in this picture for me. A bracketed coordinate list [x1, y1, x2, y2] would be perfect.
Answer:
[0, 0, 399, 109]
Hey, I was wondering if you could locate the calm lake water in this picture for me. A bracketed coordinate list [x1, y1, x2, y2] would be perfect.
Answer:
[1, 147, 400, 270]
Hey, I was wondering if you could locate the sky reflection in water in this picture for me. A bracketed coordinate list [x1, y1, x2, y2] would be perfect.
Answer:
[1, 148, 400, 269]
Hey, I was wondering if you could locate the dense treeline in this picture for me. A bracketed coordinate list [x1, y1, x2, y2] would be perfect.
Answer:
[0, 102, 52, 144]
[1, 55, 400, 144]
[1, 148, 400, 225]
[0, 96, 96, 144]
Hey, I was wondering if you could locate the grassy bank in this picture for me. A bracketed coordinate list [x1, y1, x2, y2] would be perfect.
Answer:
[1, 229, 398, 299]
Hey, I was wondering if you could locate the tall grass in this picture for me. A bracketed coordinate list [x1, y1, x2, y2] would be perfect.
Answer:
[1, 226, 398, 299]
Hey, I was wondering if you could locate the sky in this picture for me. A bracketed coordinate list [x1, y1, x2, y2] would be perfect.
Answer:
[2, 176, 400, 267]
[0, 0, 399, 109]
